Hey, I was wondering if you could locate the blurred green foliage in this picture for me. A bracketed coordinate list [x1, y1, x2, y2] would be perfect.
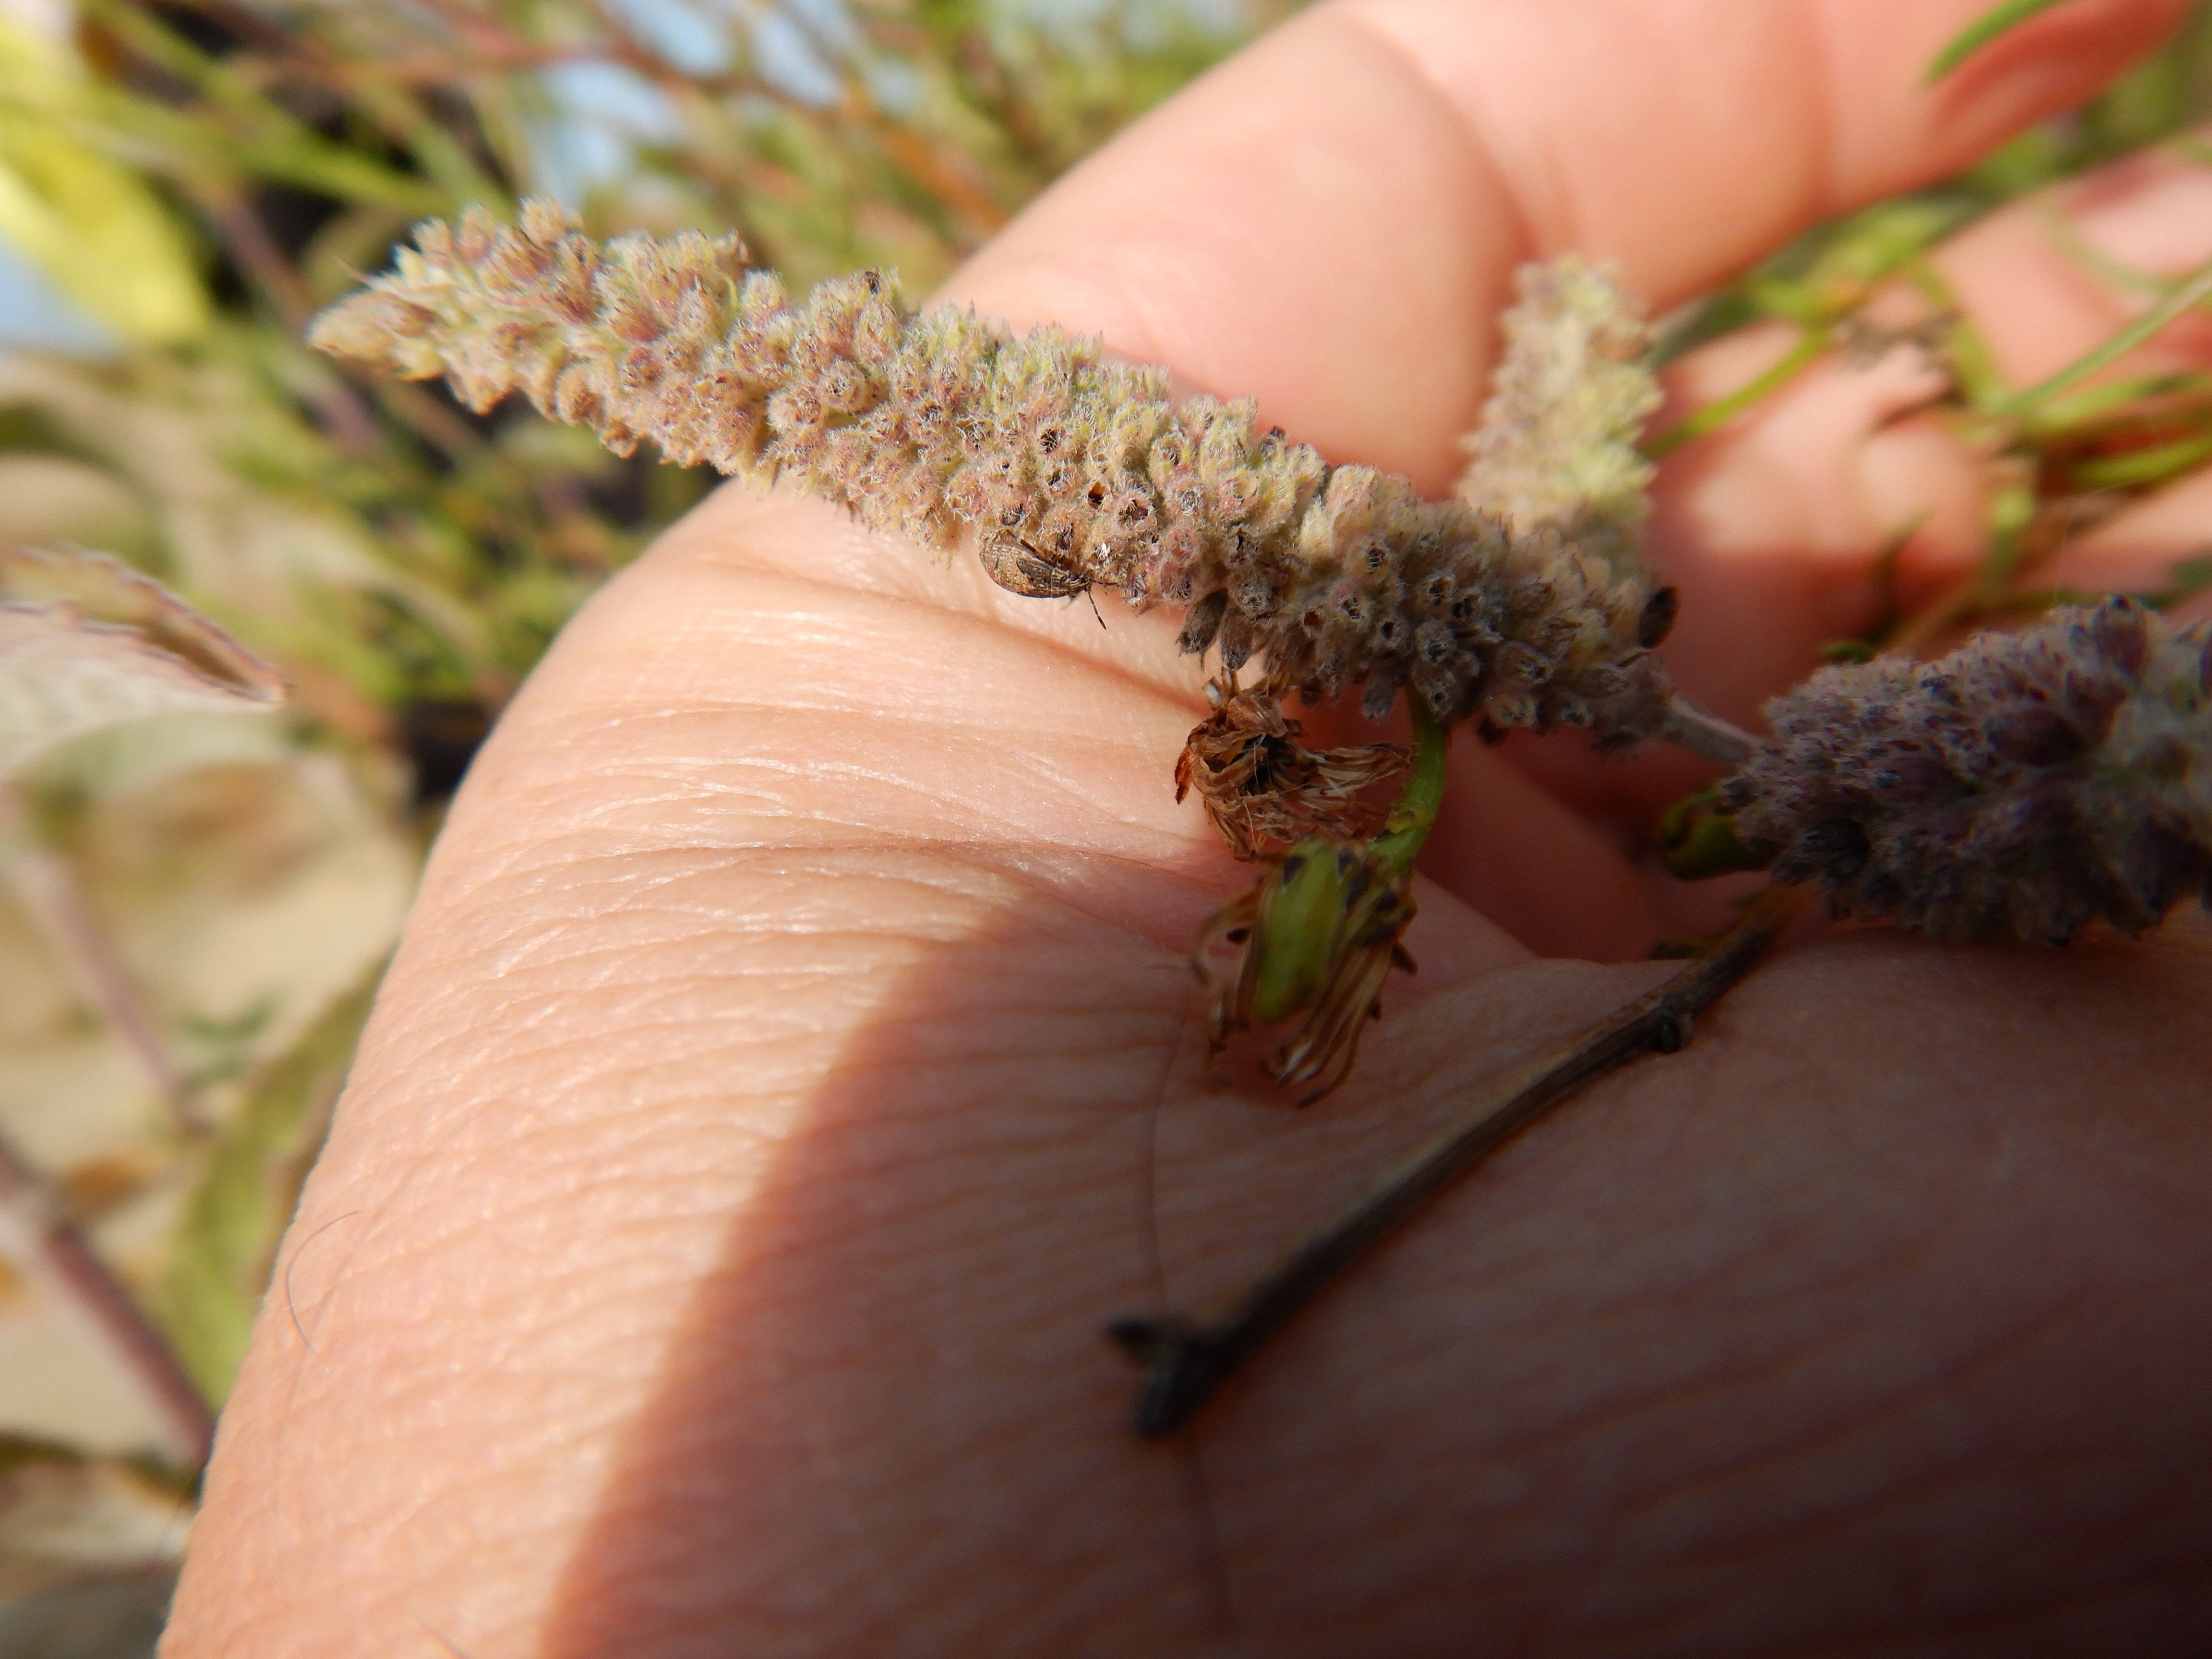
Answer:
[1669, 1, 2212, 366]
[0, 0, 1273, 1592]
[1651, 2, 2212, 657]
[0, 0, 1273, 732]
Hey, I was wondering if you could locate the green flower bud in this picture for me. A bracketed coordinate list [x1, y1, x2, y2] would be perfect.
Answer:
[1199, 836, 1417, 1102]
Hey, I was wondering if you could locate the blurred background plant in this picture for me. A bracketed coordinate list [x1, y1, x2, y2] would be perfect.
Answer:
[4, 0, 2212, 1650]
[0, 0, 1274, 1647]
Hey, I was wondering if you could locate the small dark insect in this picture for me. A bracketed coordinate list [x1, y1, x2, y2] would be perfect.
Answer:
[976, 534, 1106, 625]
[976, 534, 1093, 600]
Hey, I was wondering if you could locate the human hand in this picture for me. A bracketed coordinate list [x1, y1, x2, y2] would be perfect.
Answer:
[167, 0, 2212, 1652]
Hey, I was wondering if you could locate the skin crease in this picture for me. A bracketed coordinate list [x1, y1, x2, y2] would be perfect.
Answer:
[161, 0, 2212, 1654]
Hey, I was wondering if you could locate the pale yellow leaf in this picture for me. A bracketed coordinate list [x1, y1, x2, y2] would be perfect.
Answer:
[0, 548, 281, 781]
[0, 18, 209, 346]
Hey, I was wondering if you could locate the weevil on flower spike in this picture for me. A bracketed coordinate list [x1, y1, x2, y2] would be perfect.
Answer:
[310, 208, 1701, 1099]
[307, 205, 1685, 752]
[311, 204, 2212, 1121]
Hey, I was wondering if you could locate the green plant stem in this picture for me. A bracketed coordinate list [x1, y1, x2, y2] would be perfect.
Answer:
[2071, 428, 2212, 491]
[1371, 694, 1449, 874]
[1926, 0, 2075, 81]
[1998, 256, 2212, 417]
[1643, 325, 1829, 459]
[1904, 260, 2012, 414]
[0, 786, 202, 1138]
[1110, 882, 1808, 1438]
[1660, 695, 1759, 766]
[73, 0, 444, 213]
[2026, 370, 2212, 431]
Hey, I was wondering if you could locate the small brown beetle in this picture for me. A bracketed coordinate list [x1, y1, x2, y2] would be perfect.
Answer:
[976, 534, 1094, 601]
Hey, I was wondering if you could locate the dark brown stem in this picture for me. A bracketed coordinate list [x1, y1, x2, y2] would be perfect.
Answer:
[0, 1130, 215, 1470]
[202, 196, 387, 458]
[207, 195, 317, 328]
[1110, 882, 1809, 1438]
[0, 787, 204, 1137]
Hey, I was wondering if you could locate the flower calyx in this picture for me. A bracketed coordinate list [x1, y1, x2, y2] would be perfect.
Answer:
[1175, 677, 1407, 861]
[1196, 835, 1418, 1104]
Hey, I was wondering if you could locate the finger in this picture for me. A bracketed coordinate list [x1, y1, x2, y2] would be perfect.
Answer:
[920, 0, 2181, 961]
[1502, 132, 2212, 840]
[1659, 135, 2212, 698]
[2046, 469, 2212, 618]
[942, 0, 2183, 491]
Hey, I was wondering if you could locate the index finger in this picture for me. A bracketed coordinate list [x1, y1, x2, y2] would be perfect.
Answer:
[942, 0, 2184, 493]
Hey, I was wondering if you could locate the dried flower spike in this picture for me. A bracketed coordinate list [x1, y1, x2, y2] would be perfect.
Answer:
[1727, 597, 2212, 943]
[0, 545, 283, 780]
[310, 202, 1677, 745]
[1457, 255, 1661, 576]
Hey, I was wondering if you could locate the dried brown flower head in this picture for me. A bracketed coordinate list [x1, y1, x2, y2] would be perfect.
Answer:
[1727, 598, 2212, 943]
[1174, 678, 1407, 860]
[311, 203, 1674, 743]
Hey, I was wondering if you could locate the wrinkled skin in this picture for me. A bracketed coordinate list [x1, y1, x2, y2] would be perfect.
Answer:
[167, 0, 2212, 1654]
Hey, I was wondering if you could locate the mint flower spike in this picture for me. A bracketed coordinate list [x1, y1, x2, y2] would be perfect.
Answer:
[1728, 597, 2212, 944]
[1457, 254, 1662, 577]
[1457, 257, 1759, 770]
[310, 202, 1681, 750]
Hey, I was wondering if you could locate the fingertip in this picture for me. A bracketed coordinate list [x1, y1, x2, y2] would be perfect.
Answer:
[1909, 0, 2191, 169]
[941, 8, 1505, 486]
[942, 0, 2186, 483]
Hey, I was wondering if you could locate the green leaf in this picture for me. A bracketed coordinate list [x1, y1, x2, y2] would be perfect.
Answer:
[2024, 371, 2212, 433]
[2165, 553, 2212, 601]
[1998, 258, 2212, 419]
[2069, 429, 2212, 492]
[1644, 326, 1827, 459]
[156, 973, 380, 1405]
[1817, 639, 1880, 663]
[1797, 200, 1967, 308]
[1659, 789, 1770, 882]
[1928, 0, 2076, 83]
